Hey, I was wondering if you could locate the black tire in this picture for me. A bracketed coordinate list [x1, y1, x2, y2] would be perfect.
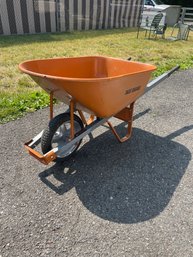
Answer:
[41, 113, 84, 162]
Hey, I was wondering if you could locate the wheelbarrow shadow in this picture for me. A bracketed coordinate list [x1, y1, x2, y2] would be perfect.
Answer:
[39, 123, 192, 224]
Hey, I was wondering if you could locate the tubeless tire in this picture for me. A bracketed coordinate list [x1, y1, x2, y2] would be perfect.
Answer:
[41, 113, 84, 162]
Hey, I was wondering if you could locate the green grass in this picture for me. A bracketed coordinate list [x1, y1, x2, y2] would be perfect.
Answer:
[0, 28, 193, 123]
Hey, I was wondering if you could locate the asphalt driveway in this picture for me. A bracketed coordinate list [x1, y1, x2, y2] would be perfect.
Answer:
[1, 69, 193, 257]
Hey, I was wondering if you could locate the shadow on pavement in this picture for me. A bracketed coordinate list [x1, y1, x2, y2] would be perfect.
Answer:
[39, 124, 192, 224]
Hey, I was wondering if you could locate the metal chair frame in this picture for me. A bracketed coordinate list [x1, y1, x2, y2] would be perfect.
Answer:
[137, 12, 165, 39]
[168, 22, 190, 41]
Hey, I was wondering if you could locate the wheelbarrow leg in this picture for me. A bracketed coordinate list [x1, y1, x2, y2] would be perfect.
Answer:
[50, 91, 54, 120]
[70, 100, 75, 139]
[108, 102, 134, 143]
[77, 110, 95, 126]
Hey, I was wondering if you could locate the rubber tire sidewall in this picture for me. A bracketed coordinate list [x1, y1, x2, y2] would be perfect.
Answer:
[41, 113, 84, 162]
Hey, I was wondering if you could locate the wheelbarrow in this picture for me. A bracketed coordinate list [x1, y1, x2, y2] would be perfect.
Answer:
[19, 56, 179, 165]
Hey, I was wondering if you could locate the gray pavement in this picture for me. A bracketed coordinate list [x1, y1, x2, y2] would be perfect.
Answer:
[1, 69, 193, 257]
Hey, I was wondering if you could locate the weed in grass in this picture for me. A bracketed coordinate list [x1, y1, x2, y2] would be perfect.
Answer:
[0, 90, 50, 123]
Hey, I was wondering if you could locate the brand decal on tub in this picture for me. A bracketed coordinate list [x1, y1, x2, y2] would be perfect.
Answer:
[125, 86, 141, 95]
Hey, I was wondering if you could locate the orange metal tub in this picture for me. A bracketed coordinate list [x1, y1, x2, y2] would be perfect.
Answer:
[19, 56, 156, 118]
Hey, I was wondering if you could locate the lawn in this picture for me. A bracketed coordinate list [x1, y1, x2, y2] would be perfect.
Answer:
[0, 28, 193, 123]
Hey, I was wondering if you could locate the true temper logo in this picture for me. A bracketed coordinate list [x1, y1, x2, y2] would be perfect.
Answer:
[125, 86, 141, 95]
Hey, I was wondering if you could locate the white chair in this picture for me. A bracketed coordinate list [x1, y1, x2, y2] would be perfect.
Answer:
[167, 23, 190, 41]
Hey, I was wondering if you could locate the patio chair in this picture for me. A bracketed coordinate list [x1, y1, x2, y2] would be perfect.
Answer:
[154, 23, 167, 39]
[137, 12, 164, 39]
[167, 23, 190, 41]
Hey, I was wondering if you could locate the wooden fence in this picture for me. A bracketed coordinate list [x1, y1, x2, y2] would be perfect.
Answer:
[0, 0, 143, 35]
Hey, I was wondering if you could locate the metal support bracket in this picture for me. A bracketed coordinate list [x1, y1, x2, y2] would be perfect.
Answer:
[108, 102, 134, 143]
[24, 130, 57, 165]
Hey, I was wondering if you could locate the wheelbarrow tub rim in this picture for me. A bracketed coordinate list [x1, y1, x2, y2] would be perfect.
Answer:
[19, 55, 156, 82]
